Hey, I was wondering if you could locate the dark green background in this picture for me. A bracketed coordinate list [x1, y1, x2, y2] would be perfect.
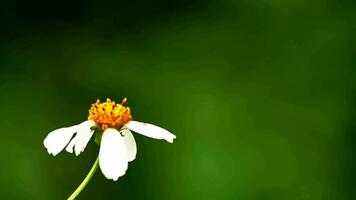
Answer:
[0, 0, 355, 199]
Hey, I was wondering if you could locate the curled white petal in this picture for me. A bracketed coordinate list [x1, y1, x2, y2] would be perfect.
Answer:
[65, 120, 95, 156]
[43, 124, 79, 156]
[126, 121, 176, 143]
[121, 128, 137, 162]
[99, 128, 128, 181]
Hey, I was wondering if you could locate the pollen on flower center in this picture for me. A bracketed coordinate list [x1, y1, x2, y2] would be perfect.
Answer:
[88, 98, 132, 130]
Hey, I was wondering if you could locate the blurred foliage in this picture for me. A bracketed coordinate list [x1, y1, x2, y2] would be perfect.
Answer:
[0, 0, 355, 199]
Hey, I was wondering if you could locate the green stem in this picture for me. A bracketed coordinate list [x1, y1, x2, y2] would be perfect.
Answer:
[67, 157, 99, 200]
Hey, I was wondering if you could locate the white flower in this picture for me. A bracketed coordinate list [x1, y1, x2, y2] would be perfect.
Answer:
[43, 98, 176, 181]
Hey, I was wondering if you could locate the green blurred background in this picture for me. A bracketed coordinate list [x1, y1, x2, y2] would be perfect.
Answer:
[0, 0, 355, 199]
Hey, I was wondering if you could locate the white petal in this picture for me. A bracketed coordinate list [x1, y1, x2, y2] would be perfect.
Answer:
[65, 121, 95, 155]
[43, 125, 79, 156]
[126, 121, 176, 143]
[65, 137, 76, 153]
[74, 120, 95, 156]
[121, 128, 137, 162]
[64, 120, 95, 155]
[99, 128, 128, 181]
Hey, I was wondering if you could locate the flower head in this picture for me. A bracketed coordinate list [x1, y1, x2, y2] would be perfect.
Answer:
[43, 98, 176, 181]
[88, 98, 132, 130]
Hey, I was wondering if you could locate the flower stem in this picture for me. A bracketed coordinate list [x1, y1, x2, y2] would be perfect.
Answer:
[67, 156, 99, 200]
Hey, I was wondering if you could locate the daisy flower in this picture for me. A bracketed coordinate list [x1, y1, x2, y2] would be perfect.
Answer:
[43, 98, 176, 199]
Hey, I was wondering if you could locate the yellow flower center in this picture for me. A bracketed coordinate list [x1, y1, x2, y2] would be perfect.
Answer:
[88, 98, 132, 130]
